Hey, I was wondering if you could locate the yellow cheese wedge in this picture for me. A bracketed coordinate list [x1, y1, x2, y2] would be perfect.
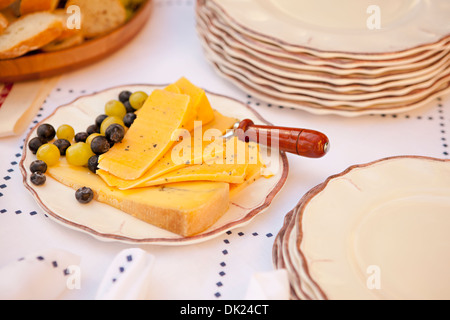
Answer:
[174, 77, 215, 129]
[98, 89, 191, 180]
[164, 83, 181, 94]
[97, 110, 238, 190]
[47, 160, 230, 237]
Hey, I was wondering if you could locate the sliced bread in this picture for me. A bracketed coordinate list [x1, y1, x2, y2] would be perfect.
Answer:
[0, 12, 8, 34]
[66, 0, 126, 38]
[41, 32, 83, 51]
[19, 0, 60, 15]
[52, 8, 81, 40]
[0, 0, 16, 11]
[0, 12, 63, 59]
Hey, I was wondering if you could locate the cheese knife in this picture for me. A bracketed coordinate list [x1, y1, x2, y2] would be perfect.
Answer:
[223, 119, 330, 158]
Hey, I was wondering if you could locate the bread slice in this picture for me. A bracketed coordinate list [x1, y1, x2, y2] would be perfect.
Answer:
[0, 12, 8, 34]
[52, 8, 81, 40]
[41, 32, 83, 51]
[20, 0, 59, 15]
[0, 12, 63, 59]
[66, 0, 126, 38]
[0, 0, 16, 11]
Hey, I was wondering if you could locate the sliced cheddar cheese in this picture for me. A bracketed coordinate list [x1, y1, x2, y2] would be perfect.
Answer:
[97, 110, 238, 190]
[47, 160, 230, 237]
[174, 77, 215, 130]
[98, 89, 191, 180]
[137, 162, 248, 187]
[229, 143, 266, 197]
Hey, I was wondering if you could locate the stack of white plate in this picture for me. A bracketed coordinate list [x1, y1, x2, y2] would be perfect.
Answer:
[196, 0, 450, 116]
[273, 156, 450, 300]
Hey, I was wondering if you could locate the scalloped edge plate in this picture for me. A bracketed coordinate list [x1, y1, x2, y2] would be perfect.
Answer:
[20, 84, 289, 246]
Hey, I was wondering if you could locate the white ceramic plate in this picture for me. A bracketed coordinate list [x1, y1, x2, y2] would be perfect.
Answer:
[197, 21, 450, 87]
[196, 29, 449, 94]
[20, 85, 289, 245]
[274, 156, 450, 300]
[206, 0, 450, 55]
[199, 4, 450, 69]
[200, 37, 450, 102]
[197, 7, 450, 75]
[206, 57, 450, 113]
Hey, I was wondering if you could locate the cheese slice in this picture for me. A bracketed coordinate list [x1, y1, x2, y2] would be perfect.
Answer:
[135, 137, 257, 187]
[229, 161, 264, 198]
[229, 144, 267, 197]
[174, 77, 215, 129]
[137, 162, 248, 187]
[97, 110, 238, 190]
[98, 89, 191, 180]
[47, 160, 230, 237]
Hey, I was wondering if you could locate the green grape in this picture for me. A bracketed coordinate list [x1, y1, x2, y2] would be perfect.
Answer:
[119, 0, 131, 7]
[56, 124, 75, 141]
[100, 116, 125, 135]
[129, 91, 148, 110]
[105, 100, 127, 119]
[86, 133, 102, 148]
[36, 143, 61, 166]
[66, 142, 95, 167]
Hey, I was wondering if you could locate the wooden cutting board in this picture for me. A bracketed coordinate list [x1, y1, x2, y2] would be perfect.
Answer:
[0, 0, 153, 83]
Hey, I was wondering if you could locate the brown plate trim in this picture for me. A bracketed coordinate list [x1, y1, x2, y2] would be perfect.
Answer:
[273, 155, 450, 300]
[199, 0, 450, 58]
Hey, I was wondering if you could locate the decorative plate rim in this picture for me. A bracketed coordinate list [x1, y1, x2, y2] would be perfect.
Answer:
[273, 155, 450, 299]
[203, 0, 450, 57]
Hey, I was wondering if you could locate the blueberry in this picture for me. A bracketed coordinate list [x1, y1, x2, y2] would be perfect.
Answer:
[119, 90, 132, 103]
[37, 124, 56, 142]
[75, 187, 94, 204]
[124, 101, 135, 114]
[30, 160, 47, 174]
[88, 155, 99, 173]
[53, 139, 71, 156]
[123, 113, 137, 128]
[105, 124, 125, 143]
[95, 114, 108, 128]
[86, 124, 100, 135]
[91, 136, 110, 155]
[28, 137, 45, 154]
[31, 172, 46, 186]
[75, 132, 89, 143]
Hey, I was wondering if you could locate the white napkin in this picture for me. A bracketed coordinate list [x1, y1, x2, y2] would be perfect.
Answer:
[0, 77, 60, 138]
[95, 248, 155, 300]
[0, 248, 81, 300]
[244, 269, 290, 300]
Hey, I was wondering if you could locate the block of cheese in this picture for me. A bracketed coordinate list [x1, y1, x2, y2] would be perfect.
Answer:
[98, 89, 192, 180]
[97, 110, 238, 189]
[47, 160, 230, 237]
[174, 77, 215, 130]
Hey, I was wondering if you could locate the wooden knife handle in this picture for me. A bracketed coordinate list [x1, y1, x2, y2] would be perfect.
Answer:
[236, 119, 330, 158]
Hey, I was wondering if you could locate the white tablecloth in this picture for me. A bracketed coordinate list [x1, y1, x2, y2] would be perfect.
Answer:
[0, 0, 449, 300]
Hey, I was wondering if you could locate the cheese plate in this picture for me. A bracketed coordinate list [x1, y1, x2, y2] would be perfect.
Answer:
[20, 84, 289, 245]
